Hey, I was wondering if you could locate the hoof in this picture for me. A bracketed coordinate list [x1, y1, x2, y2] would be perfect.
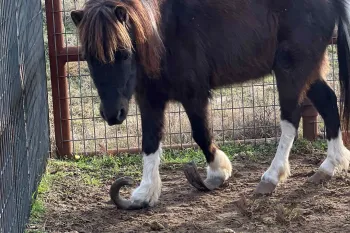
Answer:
[254, 180, 277, 195]
[204, 176, 226, 190]
[308, 170, 332, 184]
[109, 177, 149, 210]
[184, 162, 225, 191]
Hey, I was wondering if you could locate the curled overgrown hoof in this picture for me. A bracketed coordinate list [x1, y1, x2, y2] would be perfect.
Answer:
[307, 170, 332, 184]
[109, 177, 149, 210]
[184, 161, 225, 191]
[254, 180, 277, 195]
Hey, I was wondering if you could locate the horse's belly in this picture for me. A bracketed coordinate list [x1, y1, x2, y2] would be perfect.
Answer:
[211, 53, 275, 88]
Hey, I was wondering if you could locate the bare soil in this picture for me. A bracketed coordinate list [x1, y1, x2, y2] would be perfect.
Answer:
[34, 153, 350, 233]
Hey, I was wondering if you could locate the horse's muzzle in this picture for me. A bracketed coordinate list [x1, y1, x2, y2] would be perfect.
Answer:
[100, 108, 127, 126]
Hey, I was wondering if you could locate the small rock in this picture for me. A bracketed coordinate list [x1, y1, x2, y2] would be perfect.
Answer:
[149, 221, 165, 231]
[262, 217, 274, 225]
[216, 228, 235, 233]
[238, 152, 247, 157]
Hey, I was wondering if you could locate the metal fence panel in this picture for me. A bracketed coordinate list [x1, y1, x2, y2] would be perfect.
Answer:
[18, 0, 50, 196]
[0, 0, 49, 232]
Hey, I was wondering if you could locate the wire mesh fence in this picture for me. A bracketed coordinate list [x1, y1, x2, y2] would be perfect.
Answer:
[0, 0, 49, 232]
[47, 0, 338, 157]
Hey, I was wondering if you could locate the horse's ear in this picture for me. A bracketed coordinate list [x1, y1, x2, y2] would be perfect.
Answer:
[71, 10, 84, 26]
[115, 6, 129, 23]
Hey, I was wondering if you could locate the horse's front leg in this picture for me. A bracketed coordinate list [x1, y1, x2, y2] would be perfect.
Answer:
[109, 96, 166, 210]
[182, 98, 232, 191]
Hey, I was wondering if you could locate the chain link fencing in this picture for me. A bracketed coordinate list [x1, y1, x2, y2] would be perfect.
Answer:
[0, 0, 50, 232]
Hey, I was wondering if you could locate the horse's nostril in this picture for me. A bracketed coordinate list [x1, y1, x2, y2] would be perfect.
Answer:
[117, 108, 126, 121]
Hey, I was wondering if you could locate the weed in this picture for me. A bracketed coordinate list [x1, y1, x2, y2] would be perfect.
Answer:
[29, 198, 45, 223]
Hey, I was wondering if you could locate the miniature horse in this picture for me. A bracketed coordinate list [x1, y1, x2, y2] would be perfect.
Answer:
[71, 0, 350, 209]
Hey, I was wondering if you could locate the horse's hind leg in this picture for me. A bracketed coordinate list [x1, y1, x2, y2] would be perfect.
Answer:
[306, 79, 350, 183]
[256, 42, 320, 194]
[182, 98, 232, 191]
[255, 109, 300, 194]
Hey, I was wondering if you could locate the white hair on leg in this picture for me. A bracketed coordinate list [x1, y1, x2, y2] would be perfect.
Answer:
[319, 130, 350, 176]
[261, 120, 296, 185]
[131, 146, 162, 206]
[207, 149, 232, 181]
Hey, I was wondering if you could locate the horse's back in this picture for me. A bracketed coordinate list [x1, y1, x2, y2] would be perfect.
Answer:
[164, 0, 279, 87]
[162, 0, 337, 95]
[277, 0, 336, 43]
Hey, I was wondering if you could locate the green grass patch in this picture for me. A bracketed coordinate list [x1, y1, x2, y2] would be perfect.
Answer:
[74, 154, 143, 180]
[292, 138, 327, 155]
[26, 230, 47, 233]
[29, 198, 45, 223]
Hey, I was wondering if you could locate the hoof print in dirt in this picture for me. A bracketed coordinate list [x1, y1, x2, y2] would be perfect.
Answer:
[145, 221, 165, 231]
[109, 177, 149, 210]
[254, 180, 277, 196]
[184, 161, 225, 191]
[307, 170, 332, 184]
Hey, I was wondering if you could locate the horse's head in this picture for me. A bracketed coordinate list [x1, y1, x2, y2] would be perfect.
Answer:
[71, 0, 163, 125]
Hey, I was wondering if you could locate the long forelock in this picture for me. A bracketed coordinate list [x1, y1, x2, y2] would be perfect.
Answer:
[78, 1, 133, 63]
[78, 0, 164, 77]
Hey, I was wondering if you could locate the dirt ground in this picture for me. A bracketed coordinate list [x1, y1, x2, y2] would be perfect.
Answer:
[33, 152, 350, 233]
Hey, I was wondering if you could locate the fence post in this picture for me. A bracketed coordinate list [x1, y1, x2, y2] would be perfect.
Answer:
[301, 98, 318, 140]
[45, 0, 73, 157]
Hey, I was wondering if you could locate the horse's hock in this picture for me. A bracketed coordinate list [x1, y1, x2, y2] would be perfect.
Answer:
[45, 0, 340, 158]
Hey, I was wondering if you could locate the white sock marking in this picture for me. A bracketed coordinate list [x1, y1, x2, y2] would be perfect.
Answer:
[131, 147, 162, 206]
[207, 149, 232, 181]
[319, 130, 350, 176]
[262, 120, 296, 185]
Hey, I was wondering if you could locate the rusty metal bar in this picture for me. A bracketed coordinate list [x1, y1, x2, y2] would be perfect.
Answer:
[301, 98, 318, 141]
[83, 137, 280, 157]
[45, 0, 72, 157]
[58, 46, 83, 62]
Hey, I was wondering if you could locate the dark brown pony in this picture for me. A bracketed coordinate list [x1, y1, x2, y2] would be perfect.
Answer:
[72, 0, 350, 210]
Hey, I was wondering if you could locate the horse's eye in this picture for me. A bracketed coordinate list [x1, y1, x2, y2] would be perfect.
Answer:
[117, 50, 131, 61]
[122, 53, 130, 61]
